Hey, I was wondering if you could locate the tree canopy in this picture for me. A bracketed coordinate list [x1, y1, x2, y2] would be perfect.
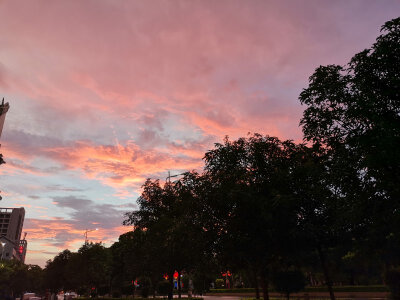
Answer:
[300, 16, 400, 272]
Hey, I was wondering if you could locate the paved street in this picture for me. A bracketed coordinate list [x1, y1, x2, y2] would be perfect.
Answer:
[202, 296, 241, 300]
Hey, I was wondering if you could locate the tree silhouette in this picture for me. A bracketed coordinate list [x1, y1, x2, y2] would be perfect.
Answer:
[300, 16, 400, 300]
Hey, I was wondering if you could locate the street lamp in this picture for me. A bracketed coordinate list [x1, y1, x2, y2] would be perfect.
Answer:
[1, 242, 6, 260]
[165, 171, 186, 183]
[84, 228, 98, 244]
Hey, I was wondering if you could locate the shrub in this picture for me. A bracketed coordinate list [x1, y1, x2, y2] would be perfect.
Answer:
[157, 280, 171, 296]
[272, 269, 306, 300]
[121, 284, 133, 296]
[385, 268, 400, 300]
[209, 288, 256, 293]
[138, 276, 152, 298]
[304, 285, 389, 293]
[98, 286, 109, 296]
[111, 291, 121, 298]
[215, 279, 224, 288]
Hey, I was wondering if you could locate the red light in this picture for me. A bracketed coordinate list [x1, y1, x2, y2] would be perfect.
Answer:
[19, 246, 23, 254]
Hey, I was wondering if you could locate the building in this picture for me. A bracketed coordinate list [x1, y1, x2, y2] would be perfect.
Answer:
[0, 207, 27, 262]
[0, 100, 26, 262]
[0, 98, 10, 140]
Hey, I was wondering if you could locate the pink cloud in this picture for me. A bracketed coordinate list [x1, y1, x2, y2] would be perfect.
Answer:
[24, 218, 131, 267]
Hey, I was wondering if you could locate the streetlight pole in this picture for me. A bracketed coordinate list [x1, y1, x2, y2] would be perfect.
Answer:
[1, 242, 5, 260]
[84, 228, 98, 245]
[166, 171, 186, 183]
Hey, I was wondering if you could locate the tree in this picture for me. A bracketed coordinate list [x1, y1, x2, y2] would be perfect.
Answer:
[44, 244, 111, 296]
[203, 134, 304, 300]
[0, 260, 43, 298]
[385, 267, 400, 300]
[299, 17, 400, 298]
[111, 229, 161, 298]
[299, 16, 400, 298]
[76, 242, 112, 296]
[110, 231, 137, 297]
[289, 144, 356, 300]
[0, 260, 24, 297]
[44, 249, 74, 293]
[124, 173, 211, 300]
[26, 265, 45, 294]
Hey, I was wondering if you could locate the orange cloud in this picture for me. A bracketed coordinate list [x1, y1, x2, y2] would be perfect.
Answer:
[41, 140, 203, 191]
[24, 218, 131, 266]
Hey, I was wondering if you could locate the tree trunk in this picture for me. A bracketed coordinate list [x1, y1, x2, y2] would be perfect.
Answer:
[178, 270, 182, 298]
[350, 269, 355, 285]
[255, 283, 260, 299]
[152, 274, 158, 298]
[261, 271, 269, 300]
[317, 245, 335, 300]
[188, 278, 193, 297]
[168, 271, 174, 300]
[253, 269, 260, 299]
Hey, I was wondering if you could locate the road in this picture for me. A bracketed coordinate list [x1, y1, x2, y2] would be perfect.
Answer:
[201, 296, 241, 300]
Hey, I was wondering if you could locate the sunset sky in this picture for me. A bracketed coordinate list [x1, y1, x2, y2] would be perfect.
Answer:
[0, 1, 399, 266]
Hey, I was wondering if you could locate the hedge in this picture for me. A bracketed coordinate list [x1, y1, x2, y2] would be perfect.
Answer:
[78, 298, 204, 300]
[208, 288, 256, 293]
[304, 285, 389, 293]
[209, 285, 389, 293]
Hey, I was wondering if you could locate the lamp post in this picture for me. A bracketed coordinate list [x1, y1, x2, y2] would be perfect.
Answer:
[1, 242, 5, 260]
[166, 171, 186, 183]
[84, 228, 98, 245]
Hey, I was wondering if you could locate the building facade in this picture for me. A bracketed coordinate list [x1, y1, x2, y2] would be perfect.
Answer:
[0, 207, 27, 262]
[0, 98, 10, 140]
[0, 100, 26, 262]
